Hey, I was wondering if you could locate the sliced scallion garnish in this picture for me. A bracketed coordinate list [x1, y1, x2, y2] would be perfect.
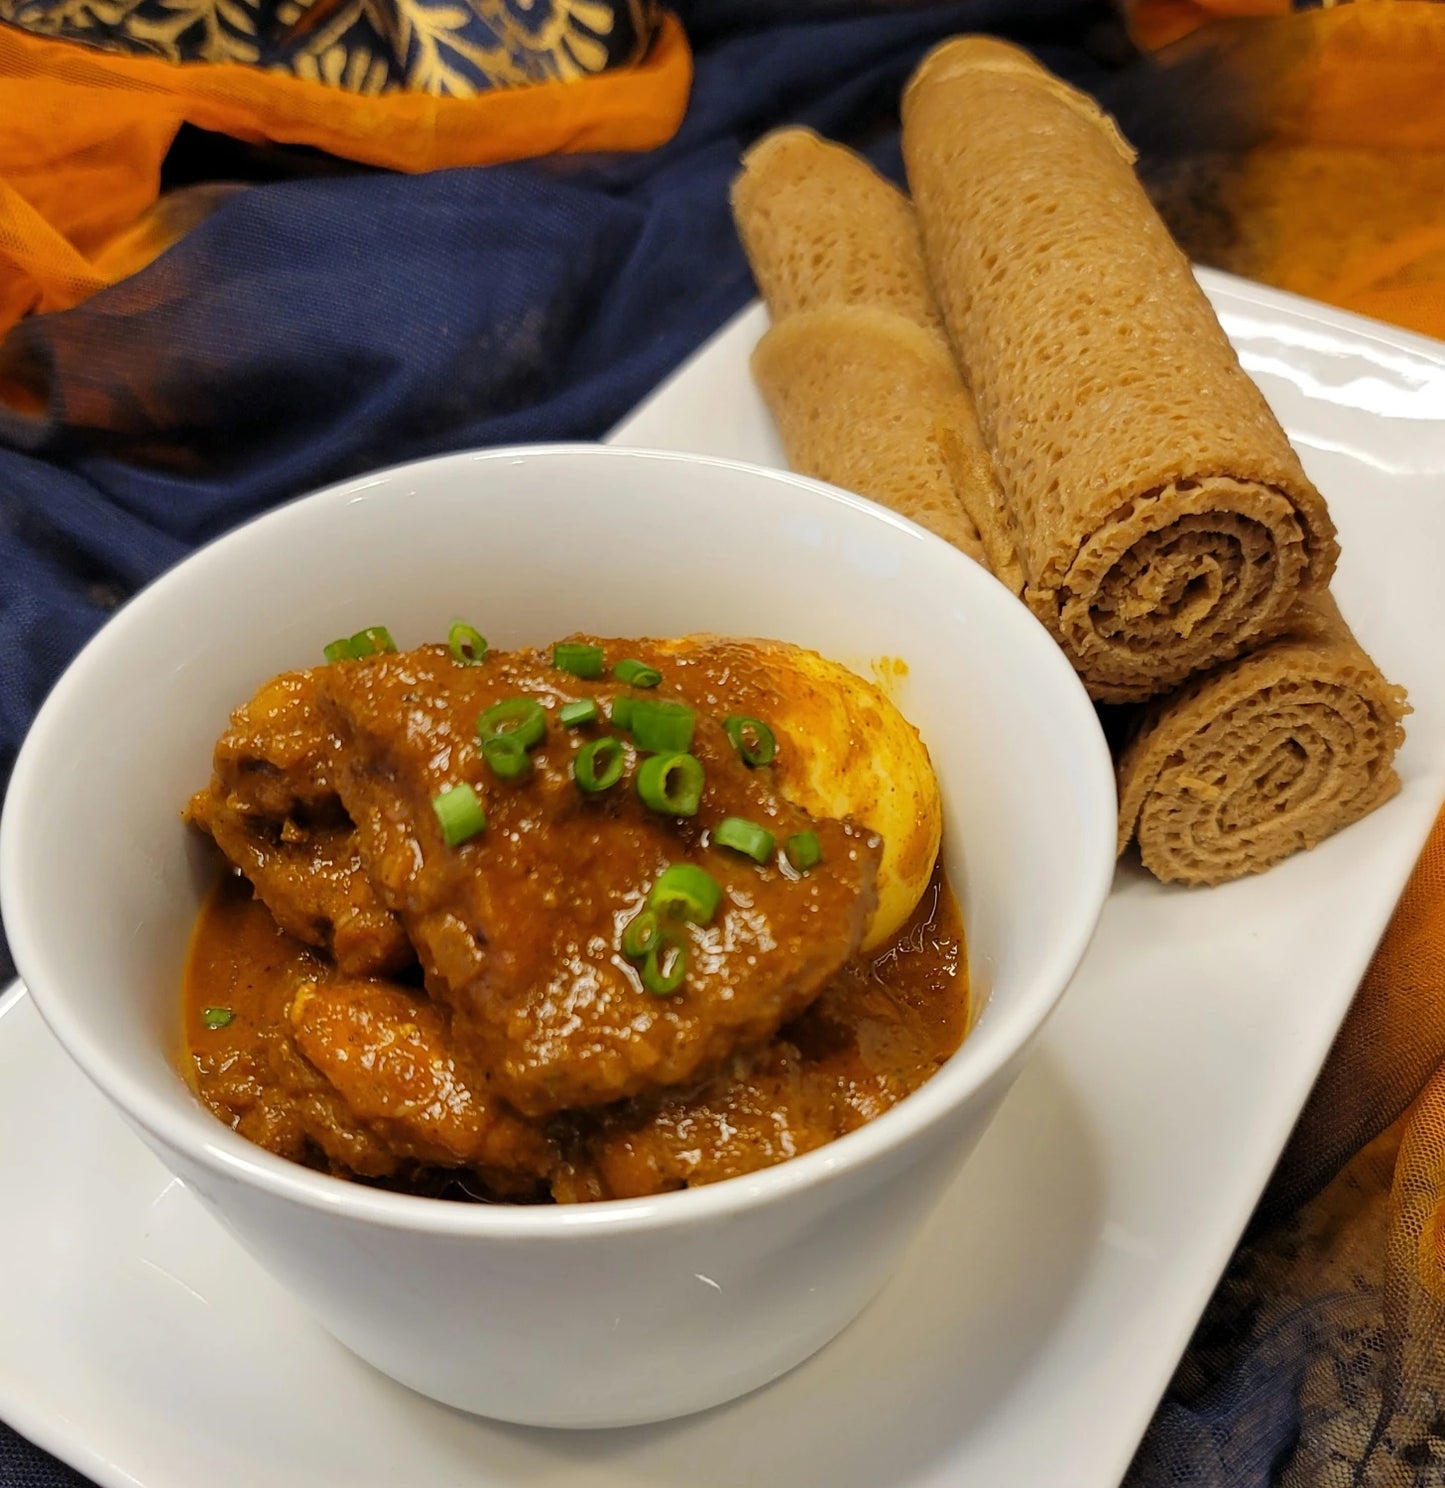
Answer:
[613, 658, 661, 689]
[629, 699, 695, 754]
[482, 733, 531, 781]
[713, 816, 774, 864]
[350, 625, 397, 658]
[554, 642, 605, 680]
[432, 783, 486, 847]
[641, 931, 688, 996]
[636, 752, 703, 816]
[621, 908, 662, 962]
[785, 830, 822, 872]
[477, 697, 546, 751]
[647, 863, 722, 925]
[448, 623, 488, 666]
[574, 736, 625, 794]
[559, 698, 599, 729]
[723, 715, 776, 767]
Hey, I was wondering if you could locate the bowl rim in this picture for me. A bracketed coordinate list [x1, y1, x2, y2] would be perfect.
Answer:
[1, 442, 1117, 1239]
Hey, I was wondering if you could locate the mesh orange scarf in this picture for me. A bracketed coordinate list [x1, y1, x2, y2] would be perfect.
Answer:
[0, 5, 691, 334]
[1123, 2, 1445, 1480]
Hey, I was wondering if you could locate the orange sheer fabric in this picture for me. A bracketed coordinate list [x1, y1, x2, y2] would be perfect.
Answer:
[1131, 2, 1445, 339]
[1123, 4, 1445, 1480]
[0, 11, 691, 334]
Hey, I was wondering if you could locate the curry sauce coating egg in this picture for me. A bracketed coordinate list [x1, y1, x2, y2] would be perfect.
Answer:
[657, 637, 942, 952]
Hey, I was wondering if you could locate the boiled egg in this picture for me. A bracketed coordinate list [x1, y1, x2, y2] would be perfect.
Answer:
[656, 636, 942, 952]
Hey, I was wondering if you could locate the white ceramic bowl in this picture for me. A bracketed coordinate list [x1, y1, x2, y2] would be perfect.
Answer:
[1, 445, 1116, 1428]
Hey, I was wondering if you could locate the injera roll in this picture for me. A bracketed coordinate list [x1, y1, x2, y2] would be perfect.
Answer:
[1116, 592, 1408, 885]
[749, 308, 993, 564]
[902, 37, 1340, 704]
[731, 127, 943, 332]
[731, 129, 996, 565]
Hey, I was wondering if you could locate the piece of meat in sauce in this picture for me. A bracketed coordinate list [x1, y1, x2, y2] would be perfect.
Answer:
[289, 976, 553, 1195]
[189, 876, 551, 1196]
[187, 885, 416, 1181]
[185, 670, 410, 977]
[312, 642, 881, 1117]
[556, 871, 966, 1199]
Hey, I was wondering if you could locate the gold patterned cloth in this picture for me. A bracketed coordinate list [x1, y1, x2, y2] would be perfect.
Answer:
[0, 0, 660, 95]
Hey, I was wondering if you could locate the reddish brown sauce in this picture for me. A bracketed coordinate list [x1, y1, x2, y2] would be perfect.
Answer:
[184, 865, 968, 1201]
[181, 635, 969, 1203]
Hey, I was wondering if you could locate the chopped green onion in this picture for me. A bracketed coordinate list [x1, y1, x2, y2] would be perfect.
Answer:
[610, 696, 636, 731]
[641, 931, 688, 996]
[613, 658, 662, 689]
[713, 816, 775, 864]
[785, 831, 822, 872]
[559, 698, 599, 729]
[648, 863, 723, 925]
[477, 697, 546, 751]
[724, 715, 777, 767]
[575, 736, 625, 794]
[621, 908, 661, 962]
[448, 623, 488, 666]
[630, 699, 695, 754]
[201, 1006, 234, 1029]
[636, 752, 704, 816]
[350, 625, 397, 658]
[554, 642, 605, 680]
[323, 625, 398, 664]
[482, 733, 531, 781]
[432, 783, 486, 847]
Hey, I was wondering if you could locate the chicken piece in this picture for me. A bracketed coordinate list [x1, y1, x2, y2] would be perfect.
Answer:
[186, 670, 410, 977]
[552, 1041, 842, 1201]
[561, 872, 966, 1200]
[288, 976, 553, 1195]
[185, 886, 411, 1180]
[313, 642, 880, 1117]
[211, 670, 339, 818]
[195, 1019, 405, 1180]
[187, 787, 410, 976]
[560, 1011, 888, 1202]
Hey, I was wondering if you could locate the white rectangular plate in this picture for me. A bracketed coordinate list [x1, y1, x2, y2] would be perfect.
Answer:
[3, 268, 1444, 1487]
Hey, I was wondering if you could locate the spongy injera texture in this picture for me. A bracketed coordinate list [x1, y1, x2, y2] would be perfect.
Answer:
[751, 308, 987, 562]
[731, 127, 992, 560]
[1115, 590, 1409, 885]
[902, 36, 1340, 703]
[731, 127, 944, 330]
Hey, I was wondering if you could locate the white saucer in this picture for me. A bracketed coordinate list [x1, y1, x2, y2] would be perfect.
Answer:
[2, 269, 1443, 1486]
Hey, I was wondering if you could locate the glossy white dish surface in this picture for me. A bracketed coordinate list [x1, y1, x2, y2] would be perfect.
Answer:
[2, 268, 1444, 1484]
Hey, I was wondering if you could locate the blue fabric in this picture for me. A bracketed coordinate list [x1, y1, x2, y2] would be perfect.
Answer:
[0, 4, 1114, 1480]
[1125, 1298, 1316, 1485]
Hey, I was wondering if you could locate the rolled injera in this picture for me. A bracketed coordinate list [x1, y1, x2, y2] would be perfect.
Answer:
[902, 37, 1340, 703]
[730, 128, 998, 566]
[731, 126, 943, 333]
[1116, 591, 1408, 885]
